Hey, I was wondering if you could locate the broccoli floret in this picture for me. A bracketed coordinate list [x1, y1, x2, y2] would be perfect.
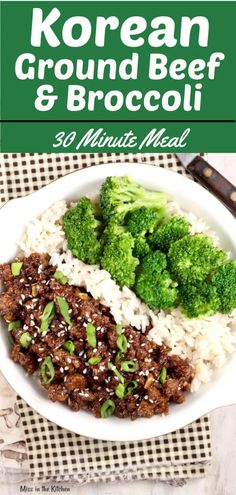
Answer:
[101, 224, 139, 288]
[100, 176, 167, 224]
[212, 261, 236, 314]
[126, 207, 165, 258]
[126, 207, 165, 237]
[63, 197, 102, 264]
[133, 237, 152, 258]
[168, 234, 227, 285]
[179, 282, 219, 318]
[149, 216, 191, 253]
[135, 251, 178, 310]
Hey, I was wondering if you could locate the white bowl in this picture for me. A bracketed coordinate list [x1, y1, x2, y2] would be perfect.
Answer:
[0, 163, 236, 441]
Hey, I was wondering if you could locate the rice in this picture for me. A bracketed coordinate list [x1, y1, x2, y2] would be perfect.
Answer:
[19, 199, 236, 392]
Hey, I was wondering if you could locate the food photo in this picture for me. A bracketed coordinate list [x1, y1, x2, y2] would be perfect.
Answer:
[0, 153, 236, 495]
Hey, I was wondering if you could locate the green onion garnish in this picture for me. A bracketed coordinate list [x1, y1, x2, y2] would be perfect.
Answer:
[108, 362, 124, 383]
[116, 334, 128, 353]
[40, 301, 55, 333]
[86, 323, 97, 348]
[19, 332, 32, 349]
[100, 399, 115, 418]
[116, 324, 123, 334]
[120, 360, 139, 373]
[11, 262, 23, 276]
[115, 350, 122, 362]
[115, 380, 138, 399]
[115, 383, 125, 398]
[88, 356, 102, 365]
[8, 320, 22, 331]
[54, 270, 68, 285]
[40, 356, 55, 384]
[57, 297, 72, 326]
[63, 340, 75, 354]
[159, 367, 167, 385]
[124, 380, 138, 396]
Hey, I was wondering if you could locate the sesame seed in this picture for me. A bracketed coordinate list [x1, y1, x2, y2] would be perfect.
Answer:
[59, 367, 64, 373]
[67, 358, 72, 364]
[37, 358, 42, 362]
[64, 366, 69, 371]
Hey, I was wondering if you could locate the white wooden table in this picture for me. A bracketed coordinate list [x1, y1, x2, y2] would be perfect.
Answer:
[1, 154, 236, 495]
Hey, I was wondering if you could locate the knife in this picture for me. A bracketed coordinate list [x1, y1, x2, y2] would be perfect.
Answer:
[176, 154, 236, 218]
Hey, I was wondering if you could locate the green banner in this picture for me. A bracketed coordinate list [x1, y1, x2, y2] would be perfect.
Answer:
[1, 1, 236, 151]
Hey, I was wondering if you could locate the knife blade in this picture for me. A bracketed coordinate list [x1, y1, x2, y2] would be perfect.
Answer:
[176, 153, 236, 218]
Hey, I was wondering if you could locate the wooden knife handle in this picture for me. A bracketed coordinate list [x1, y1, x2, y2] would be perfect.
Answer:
[187, 157, 236, 218]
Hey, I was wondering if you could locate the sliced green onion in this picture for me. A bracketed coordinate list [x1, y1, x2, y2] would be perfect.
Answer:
[57, 297, 72, 326]
[116, 324, 123, 334]
[63, 340, 75, 355]
[86, 323, 97, 348]
[11, 262, 23, 276]
[40, 301, 55, 333]
[115, 380, 138, 399]
[54, 270, 68, 285]
[8, 320, 22, 332]
[20, 332, 32, 349]
[124, 380, 138, 397]
[159, 367, 167, 385]
[115, 350, 122, 362]
[108, 362, 124, 383]
[116, 334, 128, 353]
[115, 383, 125, 398]
[120, 360, 139, 373]
[100, 399, 115, 418]
[40, 356, 55, 384]
[88, 356, 102, 365]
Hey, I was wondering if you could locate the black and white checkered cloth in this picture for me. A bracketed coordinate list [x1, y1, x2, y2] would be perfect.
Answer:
[0, 152, 211, 484]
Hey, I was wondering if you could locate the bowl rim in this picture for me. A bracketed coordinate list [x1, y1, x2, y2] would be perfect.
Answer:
[0, 161, 236, 441]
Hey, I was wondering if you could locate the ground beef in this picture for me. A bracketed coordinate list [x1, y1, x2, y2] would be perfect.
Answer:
[0, 254, 193, 420]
